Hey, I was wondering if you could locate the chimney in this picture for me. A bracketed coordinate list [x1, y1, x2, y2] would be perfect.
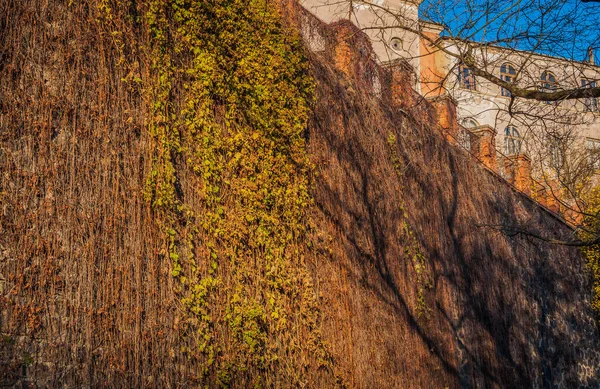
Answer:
[588, 46, 595, 65]
[329, 20, 374, 84]
[505, 154, 533, 196]
[470, 125, 498, 172]
[388, 61, 416, 108]
[543, 179, 562, 214]
[330, 21, 354, 78]
[532, 180, 548, 208]
[429, 95, 459, 143]
[419, 21, 446, 96]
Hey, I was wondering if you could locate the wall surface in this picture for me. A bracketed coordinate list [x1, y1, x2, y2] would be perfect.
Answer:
[0, 1, 599, 388]
[291, 5, 600, 387]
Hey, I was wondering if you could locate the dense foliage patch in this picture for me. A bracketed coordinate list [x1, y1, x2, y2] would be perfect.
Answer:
[580, 187, 600, 322]
[140, 0, 338, 386]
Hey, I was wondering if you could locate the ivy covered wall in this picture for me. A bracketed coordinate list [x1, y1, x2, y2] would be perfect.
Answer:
[0, 1, 598, 388]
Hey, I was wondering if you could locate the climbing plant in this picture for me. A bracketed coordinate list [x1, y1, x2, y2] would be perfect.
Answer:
[141, 0, 340, 386]
[386, 134, 432, 318]
[579, 187, 600, 323]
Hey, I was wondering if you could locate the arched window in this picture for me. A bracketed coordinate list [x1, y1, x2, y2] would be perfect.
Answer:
[541, 71, 558, 104]
[458, 65, 476, 90]
[500, 63, 516, 97]
[463, 118, 479, 129]
[586, 138, 600, 170]
[550, 143, 563, 169]
[504, 126, 521, 155]
[458, 119, 478, 151]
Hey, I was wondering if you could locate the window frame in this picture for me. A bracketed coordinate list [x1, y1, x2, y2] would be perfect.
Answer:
[500, 63, 516, 97]
[463, 119, 480, 129]
[457, 128, 472, 151]
[540, 71, 559, 105]
[586, 137, 600, 170]
[458, 64, 477, 91]
[504, 126, 522, 155]
[549, 139, 564, 170]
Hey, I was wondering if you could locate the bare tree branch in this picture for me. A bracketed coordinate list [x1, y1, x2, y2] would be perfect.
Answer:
[356, 0, 600, 101]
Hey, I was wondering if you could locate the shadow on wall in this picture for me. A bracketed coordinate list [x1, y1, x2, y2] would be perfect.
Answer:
[294, 3, 600, 387]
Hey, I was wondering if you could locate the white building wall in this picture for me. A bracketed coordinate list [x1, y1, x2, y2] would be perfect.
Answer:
[300, 0, 422, 76]
[300, 0, 600, 179]
[443, 42, 600, 175]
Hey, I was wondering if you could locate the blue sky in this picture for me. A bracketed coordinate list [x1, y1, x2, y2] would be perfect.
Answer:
[419, 0, 600, 61]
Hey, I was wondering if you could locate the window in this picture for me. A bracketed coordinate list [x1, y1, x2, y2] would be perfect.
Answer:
[582, 79, 599, 112]
[504, 126, 521, 155]
[459, 119, 479, 151]
[458, 129, 471, 151]
[541, 71, 558, 105]
[458, 65, 477, 90]
[586, 138, 600, 170]
[463, 119, 479, 129]
[500, 63, 516, 97]
[549, 140, 563, 170]
[389, 37, 403, 53]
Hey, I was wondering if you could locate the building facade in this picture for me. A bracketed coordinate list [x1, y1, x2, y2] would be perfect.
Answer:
[301, 0, 600, 216]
